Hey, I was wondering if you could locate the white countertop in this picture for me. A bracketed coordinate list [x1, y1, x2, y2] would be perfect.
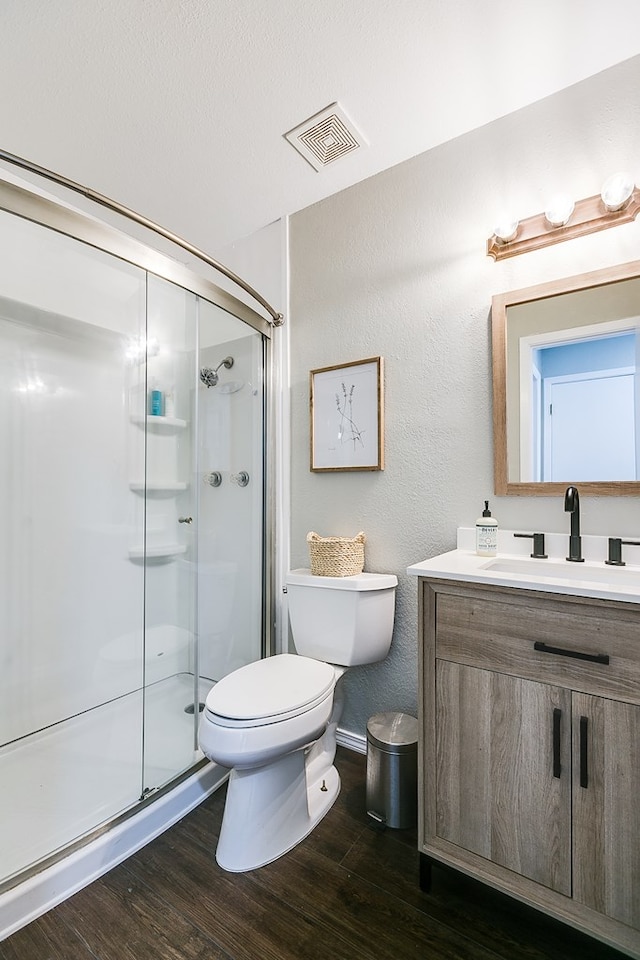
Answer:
[407, 528, 640, 604]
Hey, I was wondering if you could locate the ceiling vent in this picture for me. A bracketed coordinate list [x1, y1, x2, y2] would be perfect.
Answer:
[284, 103, 366, 172]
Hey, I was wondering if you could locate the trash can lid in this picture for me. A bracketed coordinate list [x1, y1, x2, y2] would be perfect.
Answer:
[367, 711, 418, 754]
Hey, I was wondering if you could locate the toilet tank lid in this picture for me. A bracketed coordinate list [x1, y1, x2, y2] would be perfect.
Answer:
[286, 569, 397, 591]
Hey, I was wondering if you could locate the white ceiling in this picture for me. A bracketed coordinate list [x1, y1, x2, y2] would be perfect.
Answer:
[2, 1, 640, 255]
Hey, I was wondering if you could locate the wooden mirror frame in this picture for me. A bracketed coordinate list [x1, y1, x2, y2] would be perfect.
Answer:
[492, 258, 640, 496]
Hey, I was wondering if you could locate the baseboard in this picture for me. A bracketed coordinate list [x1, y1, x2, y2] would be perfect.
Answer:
[336, 727, 367, 754]
[0, 761, 228, 941]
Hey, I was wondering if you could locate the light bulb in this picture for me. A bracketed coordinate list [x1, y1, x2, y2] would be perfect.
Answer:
[600, 172, 634, 212]
[544, 194, 575, 228]
[493, 219, 519, 243]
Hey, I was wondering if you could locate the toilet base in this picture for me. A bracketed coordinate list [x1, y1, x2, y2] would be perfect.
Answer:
[215, 748, 340, 872]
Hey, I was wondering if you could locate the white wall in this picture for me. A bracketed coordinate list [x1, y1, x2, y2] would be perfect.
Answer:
[289, 56, 640, 737]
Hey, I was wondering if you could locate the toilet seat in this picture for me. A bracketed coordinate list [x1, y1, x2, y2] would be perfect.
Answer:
[205, 654, 336, 728]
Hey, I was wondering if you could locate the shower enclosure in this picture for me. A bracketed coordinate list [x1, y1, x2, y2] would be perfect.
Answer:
[0, 178, 272, 902]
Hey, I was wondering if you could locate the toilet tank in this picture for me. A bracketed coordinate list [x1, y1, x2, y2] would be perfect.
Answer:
[286, 569, 397, 666]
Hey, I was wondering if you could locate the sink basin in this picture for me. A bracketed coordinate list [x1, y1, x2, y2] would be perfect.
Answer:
[484, 557, 640, 586]
[406, 538, 640, 603]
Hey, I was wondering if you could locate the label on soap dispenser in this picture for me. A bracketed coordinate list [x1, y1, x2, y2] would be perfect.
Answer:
[476, 523, 497, 556]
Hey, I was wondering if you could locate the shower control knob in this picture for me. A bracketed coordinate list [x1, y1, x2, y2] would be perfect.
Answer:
[205, 471, 222, 487]
[178, 516, 193, 524]
[231, 471, 250, 487]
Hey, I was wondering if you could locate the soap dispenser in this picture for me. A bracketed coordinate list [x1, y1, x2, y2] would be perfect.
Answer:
[476, 500, 498, 556]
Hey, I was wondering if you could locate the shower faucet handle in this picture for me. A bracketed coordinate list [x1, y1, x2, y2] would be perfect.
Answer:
[231, 471, 250, 487]
[178, 516, 193, 524]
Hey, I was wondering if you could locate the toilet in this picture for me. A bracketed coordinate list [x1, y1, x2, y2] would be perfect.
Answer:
[198, 568, 397, 872]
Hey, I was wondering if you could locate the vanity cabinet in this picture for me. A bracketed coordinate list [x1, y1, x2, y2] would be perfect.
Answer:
[419, 578, 640, 958]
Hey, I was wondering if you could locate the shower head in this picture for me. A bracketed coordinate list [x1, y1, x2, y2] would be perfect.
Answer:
[200, 356, 234, 388]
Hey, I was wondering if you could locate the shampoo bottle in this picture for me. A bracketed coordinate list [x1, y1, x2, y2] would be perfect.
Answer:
[149, 381, 164, 416]
[476, 500, 498, 556]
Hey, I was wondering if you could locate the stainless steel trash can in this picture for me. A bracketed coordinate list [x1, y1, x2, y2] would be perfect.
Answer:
[366, 711, 418, 829]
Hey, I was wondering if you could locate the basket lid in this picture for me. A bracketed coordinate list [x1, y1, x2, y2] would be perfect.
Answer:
[287, 568, 397, 591]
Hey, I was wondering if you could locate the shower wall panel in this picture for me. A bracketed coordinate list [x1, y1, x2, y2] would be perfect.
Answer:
[0, 316, 146, 744]
[197, 310, 264, 682]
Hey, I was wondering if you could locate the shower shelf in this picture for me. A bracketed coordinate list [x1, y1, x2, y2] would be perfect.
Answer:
[130, 414, 187, 429]
[128, 544, 188, 560]
[129, 481, 188, 493]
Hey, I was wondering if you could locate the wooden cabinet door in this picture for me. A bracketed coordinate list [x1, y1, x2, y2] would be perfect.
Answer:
[435, 660, 571, 894]
[573, 693, 640, 929]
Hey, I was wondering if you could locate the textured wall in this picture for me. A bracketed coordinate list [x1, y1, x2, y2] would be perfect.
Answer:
[289, 57, 640, 738]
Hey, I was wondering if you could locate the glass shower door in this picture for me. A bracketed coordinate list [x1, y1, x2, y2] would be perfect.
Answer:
[139, 282, 267, 792]
[141, 275, 201, 793]
[0, 209, 148, 883]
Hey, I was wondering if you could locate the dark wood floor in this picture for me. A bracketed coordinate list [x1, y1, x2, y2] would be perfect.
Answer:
[0, 748, 630, 960]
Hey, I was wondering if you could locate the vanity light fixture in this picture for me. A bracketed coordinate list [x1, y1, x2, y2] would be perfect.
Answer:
[493, 218, 520, 244]
[488, 171, 640, 260]
[600, 171, 634, 211]
[544, 193, 575, 228]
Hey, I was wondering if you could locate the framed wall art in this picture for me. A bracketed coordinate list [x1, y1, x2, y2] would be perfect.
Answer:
[310, 356, 384, 471]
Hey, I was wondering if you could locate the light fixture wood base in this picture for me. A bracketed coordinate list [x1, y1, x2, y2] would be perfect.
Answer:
[487, 188, 640, 261]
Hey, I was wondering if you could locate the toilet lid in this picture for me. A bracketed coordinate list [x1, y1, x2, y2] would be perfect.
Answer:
[206, 654, 336, 721]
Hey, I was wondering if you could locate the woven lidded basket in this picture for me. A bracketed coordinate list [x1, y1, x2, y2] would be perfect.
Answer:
[307, 531, 366, 577]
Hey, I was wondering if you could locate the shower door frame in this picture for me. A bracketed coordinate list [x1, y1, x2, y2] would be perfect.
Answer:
[0, 179, 273, 335]
[0, 176, 275, 891]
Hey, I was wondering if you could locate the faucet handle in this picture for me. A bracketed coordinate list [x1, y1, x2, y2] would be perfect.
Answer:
[514, 532, 548, 559]
[605, 537, 640, 566]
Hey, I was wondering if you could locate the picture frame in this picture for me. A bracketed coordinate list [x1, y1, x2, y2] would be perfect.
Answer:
[310, 356, 384, 471]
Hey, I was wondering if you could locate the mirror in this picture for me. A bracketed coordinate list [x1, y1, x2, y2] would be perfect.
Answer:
[492, 259, 640, 496]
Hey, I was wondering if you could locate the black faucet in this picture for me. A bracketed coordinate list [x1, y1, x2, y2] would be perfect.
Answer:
[564, 485, 584, 562]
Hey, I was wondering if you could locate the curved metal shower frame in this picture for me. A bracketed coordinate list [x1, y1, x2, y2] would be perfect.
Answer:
[0, 147, 284, 328]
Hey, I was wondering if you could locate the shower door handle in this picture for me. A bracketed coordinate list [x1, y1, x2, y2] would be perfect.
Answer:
[178, 516, 193, 524]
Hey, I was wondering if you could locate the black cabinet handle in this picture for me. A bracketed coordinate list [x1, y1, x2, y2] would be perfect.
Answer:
[552, 708, 562, 778]
[579, 716, 589, 788]
[534, 641, 610, 665]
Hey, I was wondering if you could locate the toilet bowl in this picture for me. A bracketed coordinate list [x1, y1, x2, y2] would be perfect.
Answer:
[200, 654, 345, 872]
[198, 569, 397, 872]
